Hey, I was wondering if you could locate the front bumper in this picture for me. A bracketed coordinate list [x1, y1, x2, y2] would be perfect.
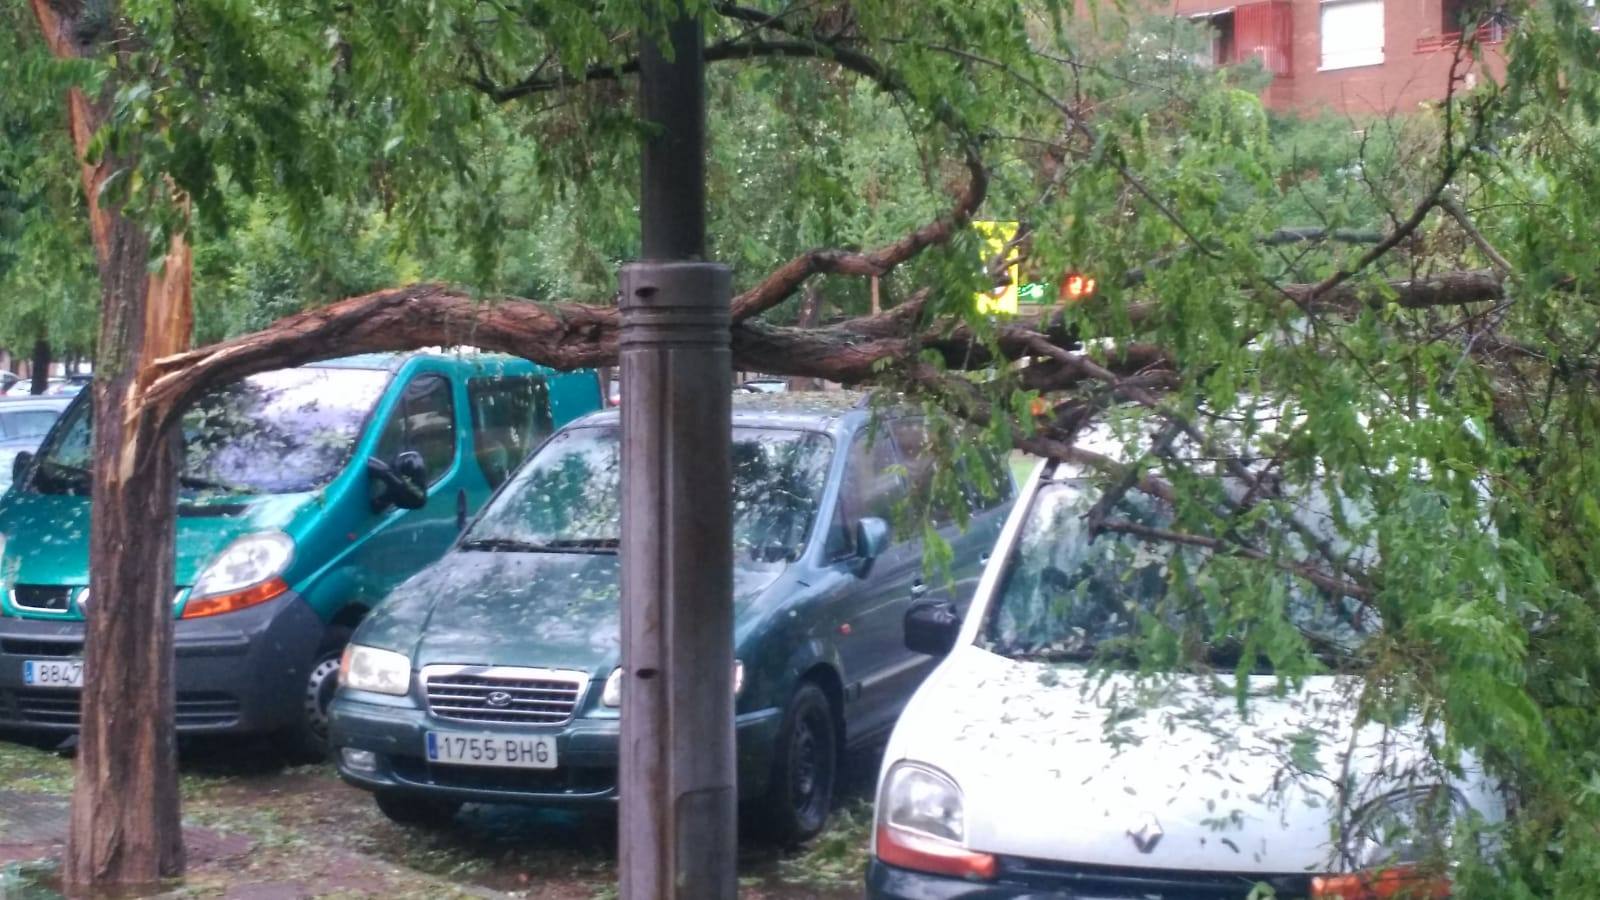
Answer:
[330, 693, 784, 808]
[0, 592, 326, 735]
[866, 859, 1314, 899]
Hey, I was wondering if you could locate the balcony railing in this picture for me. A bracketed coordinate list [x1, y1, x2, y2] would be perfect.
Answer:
[1415, 22, 1511, 54]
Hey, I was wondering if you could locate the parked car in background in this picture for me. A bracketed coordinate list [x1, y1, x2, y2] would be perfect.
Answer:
[330, 393, 1015, 841]
[44, 374, 92, 396]
[865, 457, 1502, 899]
[0, 352, 603, 757]
[0, 397, 72, 491]
[739, 376, 789, 394]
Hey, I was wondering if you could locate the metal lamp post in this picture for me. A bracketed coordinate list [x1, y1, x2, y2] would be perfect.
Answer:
[617, 10, 737, 900]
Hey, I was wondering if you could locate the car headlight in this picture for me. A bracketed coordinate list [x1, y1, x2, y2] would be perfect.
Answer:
[183, 531, 293, 618]
[601, 660, 745, 708]
[875, 762, 995, 880]
[602, 667, 623, 707]
[339, 644, 412, 696]
[1313, 786, 1460, 899]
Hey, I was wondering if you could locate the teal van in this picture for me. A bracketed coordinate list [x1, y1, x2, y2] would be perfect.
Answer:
[0, 351, 602, 756]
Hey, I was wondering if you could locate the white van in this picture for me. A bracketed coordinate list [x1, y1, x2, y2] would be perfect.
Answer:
[865, 456, 1502, 899]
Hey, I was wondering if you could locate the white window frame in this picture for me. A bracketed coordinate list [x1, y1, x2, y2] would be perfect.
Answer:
[1319, 0, 1385, 72]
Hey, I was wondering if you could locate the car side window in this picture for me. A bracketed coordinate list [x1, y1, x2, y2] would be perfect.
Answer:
[963, 443, 1014, 513]
[888, 418, 959, 525]
[7, 410, 59, 440]
[467, 376, 553, 489]
[898, 417, 1016, 517]
[375, 374, 457, 486]
[827, 427, 905, 559]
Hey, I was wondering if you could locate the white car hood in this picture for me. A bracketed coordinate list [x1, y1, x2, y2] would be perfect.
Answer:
[883, 646, 1491, 876]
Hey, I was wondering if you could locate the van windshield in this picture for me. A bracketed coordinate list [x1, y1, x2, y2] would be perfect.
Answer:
[31, 367, 392, 496]
[981, 479, 1374, 671]
[464, 425, 833, 564]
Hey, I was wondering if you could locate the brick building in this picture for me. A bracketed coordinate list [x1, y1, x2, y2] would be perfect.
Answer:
[1155, 0, 1524, 117]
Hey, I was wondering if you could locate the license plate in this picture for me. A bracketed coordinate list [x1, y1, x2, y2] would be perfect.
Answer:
[425, 732, 557, 769]
[22, 659, 83, 688]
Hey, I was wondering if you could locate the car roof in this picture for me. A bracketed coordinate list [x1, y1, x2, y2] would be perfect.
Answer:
[305, 350, 548, 374]
[572, 390, 873, 433]
[0, 396, 73, 409]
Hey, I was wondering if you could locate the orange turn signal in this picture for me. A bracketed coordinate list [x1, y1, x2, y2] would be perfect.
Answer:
[180, 577, 290, 619]
[875, 824, 998, 882]
[1312, 867, 1451, 900]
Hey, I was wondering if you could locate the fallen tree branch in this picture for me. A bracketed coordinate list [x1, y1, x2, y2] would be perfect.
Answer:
[730, 146, 988, 321]
[1097, 517, 1372, 601]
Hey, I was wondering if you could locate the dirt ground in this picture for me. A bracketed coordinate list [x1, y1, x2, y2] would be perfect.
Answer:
[0, 734, 871, 899]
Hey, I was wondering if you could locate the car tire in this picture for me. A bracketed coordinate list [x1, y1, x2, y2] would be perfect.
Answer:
[756, 681, 839, 845]
[273, 626, 352, 763]
[375, 791, 462, 829]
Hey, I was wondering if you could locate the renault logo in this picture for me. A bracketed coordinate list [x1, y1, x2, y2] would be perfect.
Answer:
[1127, 813, 1164, 854]
[485, 691, 514, 708]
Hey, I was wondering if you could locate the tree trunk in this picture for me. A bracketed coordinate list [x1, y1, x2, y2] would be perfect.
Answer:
[29, 339, 49, 395]
[30, 0, 193, 888]
[786, 283, 824, 392]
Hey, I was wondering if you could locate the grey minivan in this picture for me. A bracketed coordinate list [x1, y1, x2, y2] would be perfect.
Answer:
[330, 393, 1014, 841]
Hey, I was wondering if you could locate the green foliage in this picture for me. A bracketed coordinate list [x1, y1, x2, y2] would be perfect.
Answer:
[0, 3, 97, 357]
[13, 0, 1600, 893]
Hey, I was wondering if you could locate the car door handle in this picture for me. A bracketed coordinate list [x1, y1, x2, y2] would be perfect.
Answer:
[909, 581, 929, 598]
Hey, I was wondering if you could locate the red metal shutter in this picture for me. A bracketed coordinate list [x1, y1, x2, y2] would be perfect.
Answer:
[1233, 0, 1293, 77]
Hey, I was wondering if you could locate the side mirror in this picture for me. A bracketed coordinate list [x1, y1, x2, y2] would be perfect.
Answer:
[905, 601, 961, 656]
[368, 450, 429, 512]
[853, 517, 891, 577]
[11, 451, 32, 487]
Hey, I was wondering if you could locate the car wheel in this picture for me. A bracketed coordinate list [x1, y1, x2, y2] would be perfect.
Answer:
[375, 791, 462, 829]
[274, 626, 351, 763]
[759, 681, 839, 845]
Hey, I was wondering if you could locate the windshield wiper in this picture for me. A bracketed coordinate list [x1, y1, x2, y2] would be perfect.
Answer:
[460, 538, 550, 553]
[460, 536, 620, 554]
[178, 474, 247, 493]
[545, 537, 619, 552]
[993, 644, 1099, 663]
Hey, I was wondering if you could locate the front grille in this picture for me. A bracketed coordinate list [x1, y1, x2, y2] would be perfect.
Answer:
[1, 638, 83, 658]
[421, 665, 587, 726]
[175, 692, 242, 728]
[11, 689, 78, 726]
[995, 857, 1312, 898]
[390, 756, 614, 797]
[1, 690, 240, 729]
[10, 585, 74, 613]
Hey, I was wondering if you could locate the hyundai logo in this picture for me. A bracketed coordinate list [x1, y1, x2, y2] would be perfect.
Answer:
[485, 691, 514, 708]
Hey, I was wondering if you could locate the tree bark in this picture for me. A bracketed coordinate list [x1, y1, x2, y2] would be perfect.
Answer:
[29, 338, 50, 395]
[786, 282, 824, 391]
[30, 0, 193, 888]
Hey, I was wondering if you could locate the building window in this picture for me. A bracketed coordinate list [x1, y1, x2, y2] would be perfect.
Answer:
[1320, 0, 1385, 70]
[1191, 11, 1235, 68]
[1236, 1, 1294, 77]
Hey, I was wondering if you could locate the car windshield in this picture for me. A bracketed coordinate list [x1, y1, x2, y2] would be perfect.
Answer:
[981, 479, 1374, 671]
[30, 367, 392, 495]
[465, 425, 833, 563]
